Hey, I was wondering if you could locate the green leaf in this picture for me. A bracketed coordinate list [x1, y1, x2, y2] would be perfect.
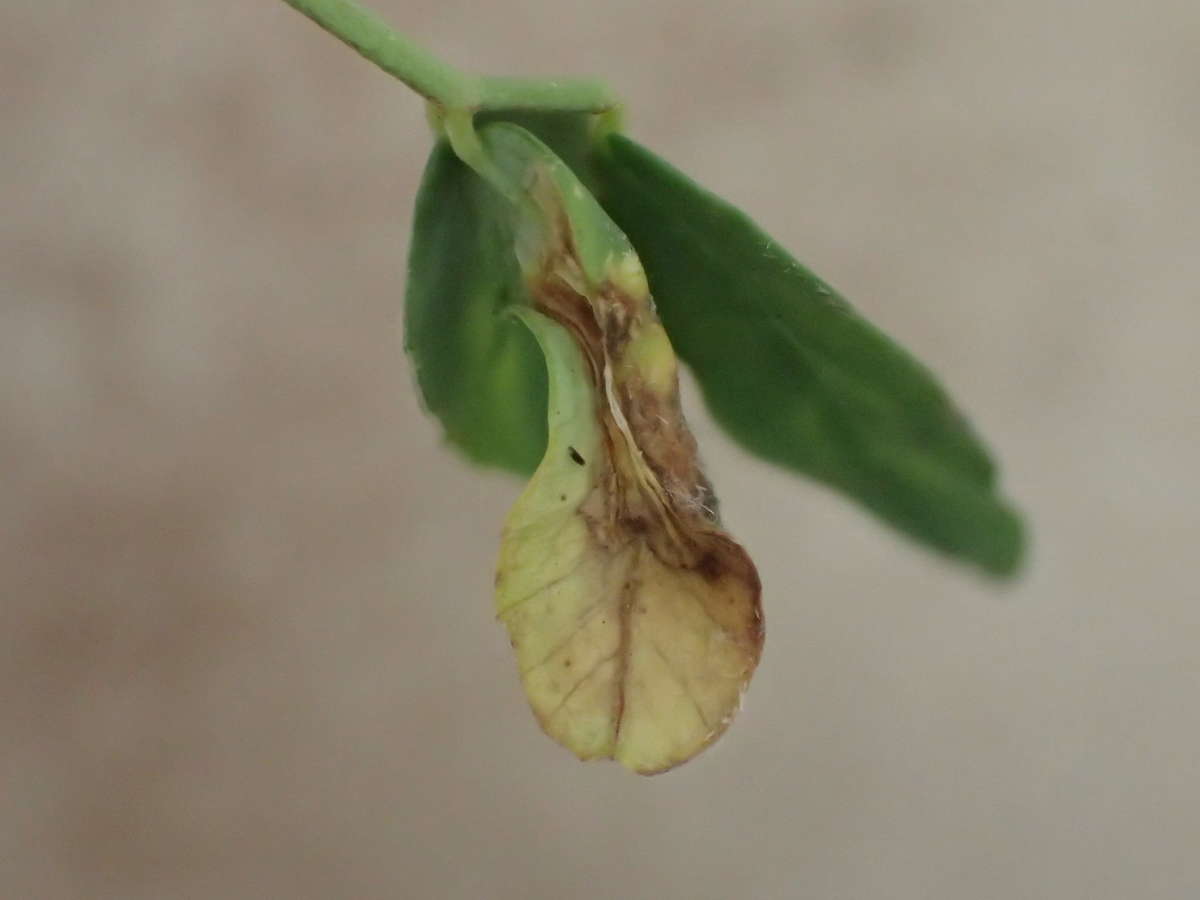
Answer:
[404, 137, 547, 475]
[590, 134, 1024, 575]
[475, 111, 601, 191]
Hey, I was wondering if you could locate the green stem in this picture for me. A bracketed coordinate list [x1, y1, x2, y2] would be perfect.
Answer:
[279, 0, 618, 114]
[439, 108, 520, 202]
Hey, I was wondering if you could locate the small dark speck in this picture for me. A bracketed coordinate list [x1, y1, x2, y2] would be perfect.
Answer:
[568, 446, 585, 465]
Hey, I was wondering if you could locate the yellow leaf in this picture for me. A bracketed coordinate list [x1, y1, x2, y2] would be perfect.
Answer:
[494, 165, 763, 771]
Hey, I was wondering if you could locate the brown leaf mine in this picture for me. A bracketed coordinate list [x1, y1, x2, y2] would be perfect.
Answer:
[495, 160, 763, 774]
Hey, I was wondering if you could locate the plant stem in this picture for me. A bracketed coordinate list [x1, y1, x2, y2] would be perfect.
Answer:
[279, 0, 618, 113]
[439, 108, 520, 202]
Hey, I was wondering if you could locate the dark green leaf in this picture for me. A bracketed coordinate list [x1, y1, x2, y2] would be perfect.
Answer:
[591, 134, 1024, 575]
[404, 139, 547, 475]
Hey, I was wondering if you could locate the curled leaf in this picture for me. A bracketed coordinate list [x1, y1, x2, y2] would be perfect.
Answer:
[402, 111, 603, 476]
[487, 124, 763, 773]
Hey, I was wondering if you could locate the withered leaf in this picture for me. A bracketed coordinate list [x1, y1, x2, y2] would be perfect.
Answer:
[487, 124, 762, 774]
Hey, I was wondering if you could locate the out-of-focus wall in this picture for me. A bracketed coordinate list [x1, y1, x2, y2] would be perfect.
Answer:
[3, 2, 1198, 897]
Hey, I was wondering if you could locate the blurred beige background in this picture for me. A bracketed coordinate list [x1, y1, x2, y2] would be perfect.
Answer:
[4, 1, 1198, 897]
